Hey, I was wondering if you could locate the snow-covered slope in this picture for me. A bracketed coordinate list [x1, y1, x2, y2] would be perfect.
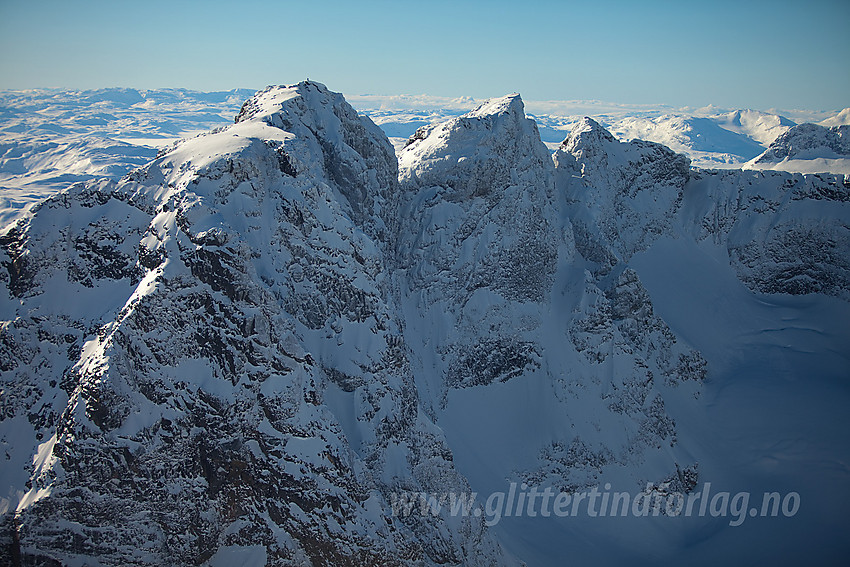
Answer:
[745, 123, 850, 175]
[605, 114, 765, 166]
[0, 88, 253, 227]
[819, 107, 850, 127]
[397, 100, 712, 565]
[0, 82, 507, 566]
[549, 117, 850, 565]
[709, 109, 796, 146]
[393, 101, 850, 565]
[575, 108, 797, 168]
[1, 83, 849, 566]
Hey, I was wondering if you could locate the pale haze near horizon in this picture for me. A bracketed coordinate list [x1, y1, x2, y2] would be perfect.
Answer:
[0, 0, 848, 112]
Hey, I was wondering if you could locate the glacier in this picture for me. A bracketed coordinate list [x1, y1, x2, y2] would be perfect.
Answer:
[0, 82, 848, 566]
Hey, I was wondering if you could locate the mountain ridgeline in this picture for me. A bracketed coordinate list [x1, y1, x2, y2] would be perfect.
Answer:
[1, 82, 848, 566]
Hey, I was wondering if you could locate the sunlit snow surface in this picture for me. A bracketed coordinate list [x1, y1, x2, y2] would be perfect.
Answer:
[351, 93, 849, 170]
[0, 88, 255, 226]
[1, 89, 847, 228]
[0, 87, 848, 565]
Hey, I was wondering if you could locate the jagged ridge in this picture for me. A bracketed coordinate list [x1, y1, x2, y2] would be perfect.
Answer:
[0, 82, 849, 567]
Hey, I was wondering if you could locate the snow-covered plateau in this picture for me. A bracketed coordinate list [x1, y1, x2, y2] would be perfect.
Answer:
[0, 83, 848, 566]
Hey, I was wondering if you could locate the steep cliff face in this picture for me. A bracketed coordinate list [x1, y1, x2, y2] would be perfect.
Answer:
[681, 168, 850, 299]
[555, 117, 850, 300]
[0, 82, 507, 566]
[394, 100, 707, 562]
[554, 117, 691, 263]
[396, 94, 560, 401]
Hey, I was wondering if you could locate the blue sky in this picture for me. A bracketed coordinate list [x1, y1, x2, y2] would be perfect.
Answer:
[0, 0, 847, 110]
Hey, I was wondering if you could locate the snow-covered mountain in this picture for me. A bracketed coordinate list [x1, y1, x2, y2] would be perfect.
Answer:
[0, 82, 507, 566]
[0, 88, 253, 227]
[745, 123, 850, 175]
[3, 88, 847, 200]
[353, 95, 813, 170]
[1, 83, 849, 565]
[819, 107, 850, 127]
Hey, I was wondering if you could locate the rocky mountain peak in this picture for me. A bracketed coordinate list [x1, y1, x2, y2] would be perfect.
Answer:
[560, 116, 618, 152]
[234, 80, 332, 124]
[557, 115, 690, 178]
[466, 92, 524, 119]
[2, 81, 849, 567]
[398, 92, 551, 197]
[554, 116, 691, 260]
[0, 82, 508, 566]
[167, 80, 398, 238]
[754, 122, 850, 163]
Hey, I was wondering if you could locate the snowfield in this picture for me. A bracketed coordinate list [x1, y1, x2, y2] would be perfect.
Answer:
[0, 83, 848, 566]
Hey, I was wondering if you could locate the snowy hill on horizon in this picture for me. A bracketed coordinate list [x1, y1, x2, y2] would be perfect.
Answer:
[744, 122, 850, 175]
